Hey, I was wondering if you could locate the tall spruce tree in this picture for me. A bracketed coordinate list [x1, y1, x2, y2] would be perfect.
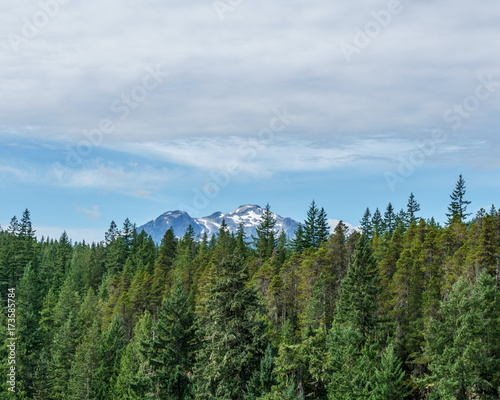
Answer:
[446, 174, 472, 224]
[141, 278, 196, 399]
[194, 255, 267, 399]
[304, 201, 320, 249]
[316, 207, 329, 246]
[360, 207, 372, 238]
[256, 204, 277, 260]
[384, 203, 396, 235]
[407, 193, 421, 223]
[327, 234, 382, 399]
[93, 315, 126, 399]
[114, 311, 153, 399]
[292, 223, 306, 254]
[372, 208, 384, 237]
[425, 271, 500, 399]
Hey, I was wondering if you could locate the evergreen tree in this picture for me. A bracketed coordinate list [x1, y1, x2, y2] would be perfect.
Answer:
[371, 342, 412, 399]
[236, 222, 248, 258]
[141, 278, 196, 399]
[49, 312, 80, 399]
[245, 344, 276, 400]
[17, 264, 42, 397]
[425, 271, 500, 399]
[114, 311, 153, 399]
[256, 204, 277, 260]
[334, 234, 381, 340]
[292, 223, 306, 254]
[304, 200, 320, 249]
[327, 234, 382, 399]
[446, 174, 472, 224]
[67, 321, 100, 400]
[407, 192, 421, 224]
[156, 227, 177, 270]
[194, 255, 267, 399]
[371, 208, 384, 237]
[360, 207, 372, 238]
[93, 315, 127, 399]
[316, 207, 329, 246]
[384, 203, 396, 235]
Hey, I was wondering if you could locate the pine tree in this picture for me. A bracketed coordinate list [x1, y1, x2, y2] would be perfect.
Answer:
[141, 278, 196, 399]
[49, 312, 80, 399]
[360, 207, 372, 238]
[304, 200, 321, 249]
[93, 314, 127, 399]
[327, 234, 382, 399]
[407, 192, 421, 224]
[156, 227, 177, 271]
[292, 223, 306, 254]
[194, 255, 267, 399]
[371, 208, 384, 237]
[236, 222, 248, 258]
[256, 204, 277, 260]
[67, 321, 100, 400]
[245, 344, 276, 400]
[114, 311, 153, 399]
[334, 234, 381, 340]
[371, 343, 412, 399]
[17, 264, 42, 397]
[316, 207, 329, 246]
[384, 203, 396, 235]
[446, 174, 472, 224]
[425, 272, 500, 399]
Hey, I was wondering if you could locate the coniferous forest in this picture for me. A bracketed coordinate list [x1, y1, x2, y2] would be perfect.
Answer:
[1, 175, 499, 399]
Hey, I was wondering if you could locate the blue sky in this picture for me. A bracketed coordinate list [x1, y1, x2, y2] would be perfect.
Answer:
[1, 0, 500, 242]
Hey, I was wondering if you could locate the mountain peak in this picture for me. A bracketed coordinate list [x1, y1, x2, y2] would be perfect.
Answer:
[139, 205, 298, 243]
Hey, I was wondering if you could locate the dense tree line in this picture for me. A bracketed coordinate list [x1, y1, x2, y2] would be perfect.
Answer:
[0, 176, 499, 399]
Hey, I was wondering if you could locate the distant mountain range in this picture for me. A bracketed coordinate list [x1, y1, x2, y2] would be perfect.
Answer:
[138, 205, 299, 243]
[138, 204, 360, 244]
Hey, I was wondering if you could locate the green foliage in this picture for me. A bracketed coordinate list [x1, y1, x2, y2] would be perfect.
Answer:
[140, 278, 196, 399]
[425, 271, 500, 399]
[1, 190, 499, 400]
[94, 315, 127, 399]
[194, 255, 267, 399]
[256, 204, 277, 260]
[446, 174, 472, 224]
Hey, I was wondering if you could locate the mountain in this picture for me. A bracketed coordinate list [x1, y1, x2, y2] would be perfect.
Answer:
[138, 205, 300, 244]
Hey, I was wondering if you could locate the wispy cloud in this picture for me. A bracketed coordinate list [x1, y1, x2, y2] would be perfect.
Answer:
[0, 155, 176, 198]
[113, 135, 476, 177]
[76, 205, 101, 220]
[1, 0, 499, 169]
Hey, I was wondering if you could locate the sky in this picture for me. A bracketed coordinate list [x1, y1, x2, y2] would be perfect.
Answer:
[1, 0, 499, 243]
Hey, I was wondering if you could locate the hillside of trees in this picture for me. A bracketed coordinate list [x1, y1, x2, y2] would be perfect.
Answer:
[1, 175, 499, 399]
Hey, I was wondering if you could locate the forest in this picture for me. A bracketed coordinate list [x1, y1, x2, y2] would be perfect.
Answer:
[0, 175, 499, 399]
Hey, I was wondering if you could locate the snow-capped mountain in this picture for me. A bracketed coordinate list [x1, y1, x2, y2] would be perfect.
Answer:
[138, 205, 299, 243]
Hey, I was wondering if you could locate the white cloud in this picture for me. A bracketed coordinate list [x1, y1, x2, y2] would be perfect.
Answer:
[1, 0, 499, 168]
[0, 156, 177, 198]
[113, 135, 473, 177]
[76, 205, 101, 220]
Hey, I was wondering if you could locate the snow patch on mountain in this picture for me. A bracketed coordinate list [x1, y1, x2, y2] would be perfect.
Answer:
[138, 205, 299, 244]
[138, 205, 359, 244]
